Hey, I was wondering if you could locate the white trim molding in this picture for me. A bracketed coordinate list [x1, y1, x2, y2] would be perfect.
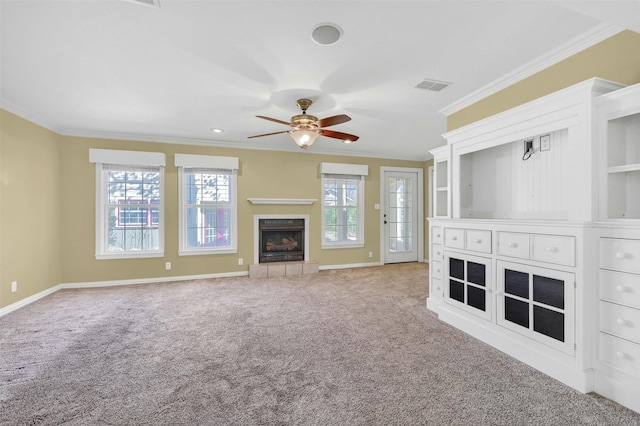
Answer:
[439, 22, 624, 117]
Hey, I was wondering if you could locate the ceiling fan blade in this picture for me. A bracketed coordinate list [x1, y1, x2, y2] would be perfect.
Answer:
[248, 130, 290, 139]
[256, 115, 293, 126]
[321, 129, 359, 142]
[316, 114, 351, 128]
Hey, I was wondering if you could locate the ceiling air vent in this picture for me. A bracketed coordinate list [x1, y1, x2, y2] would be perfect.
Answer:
[415, 79, 452, 92]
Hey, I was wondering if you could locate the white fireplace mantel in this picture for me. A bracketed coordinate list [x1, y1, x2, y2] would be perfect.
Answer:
[247, 198, 317, 205]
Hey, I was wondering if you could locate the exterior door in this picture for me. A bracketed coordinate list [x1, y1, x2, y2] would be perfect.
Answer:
[383, 169, 421, 263]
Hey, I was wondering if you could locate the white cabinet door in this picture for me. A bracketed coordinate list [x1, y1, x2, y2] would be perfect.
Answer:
[496, 260, 575, 355]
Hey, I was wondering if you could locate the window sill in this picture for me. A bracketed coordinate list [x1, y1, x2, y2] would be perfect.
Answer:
[96, 251, 164, 260]
[179, 248, 237, 256]
[322, 243, 365, 250]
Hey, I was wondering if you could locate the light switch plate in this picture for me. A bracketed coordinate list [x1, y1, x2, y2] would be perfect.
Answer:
[540, 134, 551, 151]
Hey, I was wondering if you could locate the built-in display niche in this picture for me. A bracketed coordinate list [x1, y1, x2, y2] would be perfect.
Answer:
[444, 252, 491, 320]
[457, 129, 569, 220]
[496, 260, 574, 355]
[606, 112, 640, 219]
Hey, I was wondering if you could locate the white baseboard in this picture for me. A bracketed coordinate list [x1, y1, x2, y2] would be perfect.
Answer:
[0, 270, 249, 318]
[0, 285, 62, 318]
[319, 261, 383, 270]
[0, 261, 420, 317]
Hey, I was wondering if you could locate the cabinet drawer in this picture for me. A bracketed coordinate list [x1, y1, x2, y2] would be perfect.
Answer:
[497, 232, 530, 259]
[444, 228, 464, 249]
[431, 226, 443, 244]
[465, 230, 491, 253]
[600, 301, 640, 344]
[599, 332, 640, 378]
[431, 243, 443, 262]
[600, 238, 640, 274]
[599, 269, 640, 310]
[431, 277, 443, 295]
[531, 234, 575, 266]
[431, 260, 443, 279]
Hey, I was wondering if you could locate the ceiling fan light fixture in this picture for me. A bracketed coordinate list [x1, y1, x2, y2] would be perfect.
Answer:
[290, 129, 320, 149]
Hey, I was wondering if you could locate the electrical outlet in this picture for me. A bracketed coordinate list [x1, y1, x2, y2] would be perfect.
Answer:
[238, 258, 243, 266]
[165, 262, 171, 270]
[11, 281, 17, 292]
[368, 251, 373, 258]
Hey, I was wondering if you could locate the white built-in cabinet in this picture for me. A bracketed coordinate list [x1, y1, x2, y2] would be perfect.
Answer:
[428, 78, 640, 414]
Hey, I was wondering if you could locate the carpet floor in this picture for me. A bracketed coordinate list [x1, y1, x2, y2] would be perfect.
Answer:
[1, 263, 639, 425]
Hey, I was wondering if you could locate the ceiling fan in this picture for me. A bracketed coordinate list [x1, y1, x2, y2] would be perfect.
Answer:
[248, 99, 360, 149]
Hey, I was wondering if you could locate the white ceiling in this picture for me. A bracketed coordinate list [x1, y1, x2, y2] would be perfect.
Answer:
[1, 1, 639, 160]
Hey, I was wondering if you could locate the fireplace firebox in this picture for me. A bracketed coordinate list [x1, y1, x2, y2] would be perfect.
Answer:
[258, 218, 305, 263]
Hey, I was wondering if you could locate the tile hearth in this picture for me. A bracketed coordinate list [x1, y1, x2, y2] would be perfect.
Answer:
[249, 261, 319, 279]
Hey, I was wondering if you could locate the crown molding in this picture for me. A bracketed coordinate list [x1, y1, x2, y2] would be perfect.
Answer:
[0, 100, 61, 133]
[439, 22, 625, 117]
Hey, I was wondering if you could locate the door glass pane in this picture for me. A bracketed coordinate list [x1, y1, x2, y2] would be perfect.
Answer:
[467, 262, 485, 286]
[450, 258, 464, 280]
[533, 275, 564, 309]
[467, 286, 486, 311]
[388, 177, 412, 253]
[533, 306, 564, 342]
[449, 279, 464, 303]
[505, 297, 529, 328]
[505, 269, 529, 298]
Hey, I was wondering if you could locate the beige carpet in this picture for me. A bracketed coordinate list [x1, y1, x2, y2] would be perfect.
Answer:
[1, 263, 638, 425]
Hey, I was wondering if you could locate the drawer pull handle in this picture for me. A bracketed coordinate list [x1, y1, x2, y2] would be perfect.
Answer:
[475, 239, 482, 244]
[615, 252, 628, 260]
[436, 234, 441, 238]
[452, 236, 458, 241]
[616, 351, 626, 359]
[616, 318, 627, 326]
[615, 285, 626, 293]
[508, 242, 518, 248]
[546, 246, 559, 253]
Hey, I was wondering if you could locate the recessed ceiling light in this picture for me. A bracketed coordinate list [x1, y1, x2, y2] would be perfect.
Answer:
[210, 128, 224, 134]
[312, 23, 342, 46]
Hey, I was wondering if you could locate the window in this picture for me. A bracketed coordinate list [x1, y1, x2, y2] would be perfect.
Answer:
[320, 163, 368, 248]
[90, 149, 165, 259]
[176, 154, 238, 255]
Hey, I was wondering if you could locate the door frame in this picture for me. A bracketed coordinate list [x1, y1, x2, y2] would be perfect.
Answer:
[379, 166, 424, 264]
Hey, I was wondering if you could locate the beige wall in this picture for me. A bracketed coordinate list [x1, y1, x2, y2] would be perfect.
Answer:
[1, 110, 63, 308]
[448, 30, 640, 131]
[1, 108, 429, 309]
[58, 136, 426, 284]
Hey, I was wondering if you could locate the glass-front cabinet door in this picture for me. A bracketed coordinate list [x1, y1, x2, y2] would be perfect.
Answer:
[444, 252, 492, 321]
[496, 260, 575, 355]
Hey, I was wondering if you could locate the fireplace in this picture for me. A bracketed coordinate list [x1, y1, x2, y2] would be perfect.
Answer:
[258, 218, 305, 263]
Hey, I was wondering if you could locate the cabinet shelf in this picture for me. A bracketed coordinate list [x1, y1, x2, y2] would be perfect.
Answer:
[608, 164, 640, 174]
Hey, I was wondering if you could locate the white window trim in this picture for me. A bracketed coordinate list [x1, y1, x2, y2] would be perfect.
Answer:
[90, 149, 166, 260]
[321, 163, 367, 249]
[176, 154, 238, 256]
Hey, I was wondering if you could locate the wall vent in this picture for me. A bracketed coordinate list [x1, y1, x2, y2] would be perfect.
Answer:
[415, 79, 452, 92]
